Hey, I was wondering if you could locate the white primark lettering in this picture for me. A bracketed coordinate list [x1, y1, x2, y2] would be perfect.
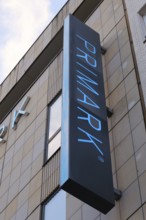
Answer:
[12, 96, 30, 130]
[0, 125, 7, 143]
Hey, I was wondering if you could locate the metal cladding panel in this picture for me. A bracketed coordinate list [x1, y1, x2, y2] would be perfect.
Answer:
[60, 15, 115, 214]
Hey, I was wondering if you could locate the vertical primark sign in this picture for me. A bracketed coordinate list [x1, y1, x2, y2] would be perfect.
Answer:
[60, 15, 114, 214]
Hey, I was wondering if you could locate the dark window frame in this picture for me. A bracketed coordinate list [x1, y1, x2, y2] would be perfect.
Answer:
[41, 188, 66, 220]
[44, 92, 62, 162]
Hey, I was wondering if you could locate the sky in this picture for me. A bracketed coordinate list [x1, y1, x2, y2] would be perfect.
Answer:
[0, 0, 68, 84]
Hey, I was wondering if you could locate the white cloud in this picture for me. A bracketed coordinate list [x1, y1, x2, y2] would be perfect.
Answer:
[0, 0, 67, 84]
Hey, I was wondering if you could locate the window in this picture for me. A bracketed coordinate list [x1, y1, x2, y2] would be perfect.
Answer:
[44, 190, 66, 220]
[139, 4, 146, 43]
[47, 94, 62, 159]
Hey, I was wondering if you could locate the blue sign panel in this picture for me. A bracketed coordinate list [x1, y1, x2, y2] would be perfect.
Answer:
[60, 15, 115, 214]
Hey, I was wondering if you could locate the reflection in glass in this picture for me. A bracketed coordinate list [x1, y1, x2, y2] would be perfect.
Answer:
[49, 95, 62, 139]
[47, 94, 62, 159]
[48, 131, 61, 158]
[44, 190, 66, 220]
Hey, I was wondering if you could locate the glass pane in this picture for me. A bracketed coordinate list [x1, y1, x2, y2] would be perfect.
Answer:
[44, 190, 66, 220]
[48, 131, 61, 158]
[49, 95, 62, 139]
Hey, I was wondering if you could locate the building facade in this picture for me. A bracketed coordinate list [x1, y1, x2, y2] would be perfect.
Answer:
[0, 0, 146, 219]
